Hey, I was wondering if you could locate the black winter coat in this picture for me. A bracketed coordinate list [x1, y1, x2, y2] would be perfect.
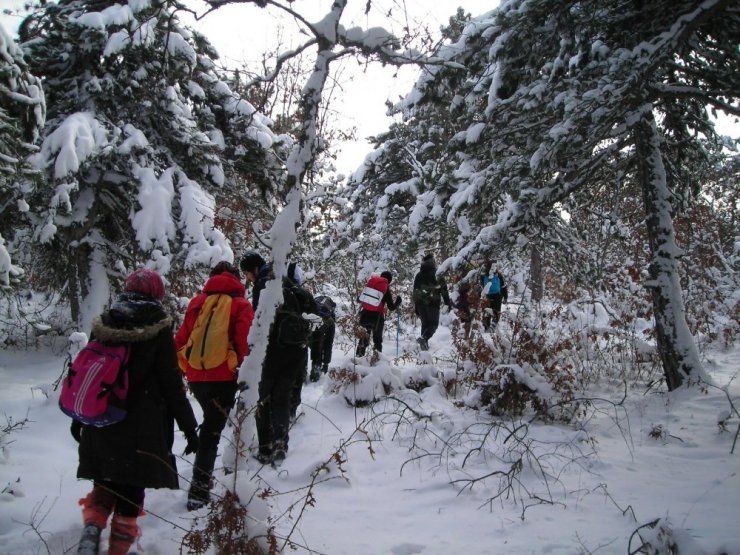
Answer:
[76, 294, 198, 489]
[413, 259, 451, 308]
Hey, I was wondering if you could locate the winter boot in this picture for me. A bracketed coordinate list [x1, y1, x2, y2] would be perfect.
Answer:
[187, 448, 218, 511]
[76, 524, 102, 555]
[253, 448, 273, 465]
[309, 364, 321, 382]
[77, 486, 116, 554]
[272, 441, 287, 467]
[108, 515, 140, 555]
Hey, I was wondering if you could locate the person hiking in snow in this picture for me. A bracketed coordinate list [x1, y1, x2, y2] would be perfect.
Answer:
[72, 268, 199, 555]
[480, 259, 508, 330]
[355, 270, 402, 357]
[309, 294, 337, 381]
[452, 274, 474, 339]
[175, 261, 254, 511]
[413, 254, 452, 350]
[285, 262, 312, 421]
[240, 251, 319, 466]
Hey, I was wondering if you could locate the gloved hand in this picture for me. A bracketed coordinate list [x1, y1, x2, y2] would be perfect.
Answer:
[184, 430, 199, 455]
[70, 420, 82, 443]
[395, 295, 402, 307]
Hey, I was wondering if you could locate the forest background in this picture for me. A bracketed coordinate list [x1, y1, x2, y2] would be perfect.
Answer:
[0, 0, 738, 554]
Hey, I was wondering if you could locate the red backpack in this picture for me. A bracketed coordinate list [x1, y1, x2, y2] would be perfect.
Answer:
[358, 275, 388, 312]
[59, 341, 131, 427]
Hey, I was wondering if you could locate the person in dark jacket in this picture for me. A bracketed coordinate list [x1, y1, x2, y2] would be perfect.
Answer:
[480, 259, 508, 330]
[240, 251, 319, 466]
[453, 275, 474, 339]
[72, 268, 199, 555]
[285, 262, 311, 422]
[355, 271, 402, 357]
[309, 294, 336, 381]
[175, 261, 254, 511]
[412, 254, 451, 350]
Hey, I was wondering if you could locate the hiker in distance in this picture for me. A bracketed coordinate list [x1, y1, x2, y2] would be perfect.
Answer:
[481, 259, 509, 330]
[71, 269, 199, 555]
[309, 294, 337, 382]
[412, 254, 452, 351]
[355, 270, 402, 357]
[452, 274, 474, 339]
[175, 261, 254, 511]
[240, 251, 320, 466]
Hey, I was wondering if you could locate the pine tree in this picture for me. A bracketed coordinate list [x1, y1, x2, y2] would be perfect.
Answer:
[18, 0, 287, 326]
[0, 21, 45, 288]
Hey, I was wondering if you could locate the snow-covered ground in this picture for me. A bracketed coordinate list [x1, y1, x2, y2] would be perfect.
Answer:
[1, 315, 738, 555]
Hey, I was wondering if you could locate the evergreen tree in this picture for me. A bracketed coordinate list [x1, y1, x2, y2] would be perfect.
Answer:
[17, 0, 288, 327]
[0, 21, 45, 288]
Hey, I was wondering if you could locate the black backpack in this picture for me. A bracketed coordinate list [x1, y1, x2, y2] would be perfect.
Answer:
[274, 278, 319, 346]
[314, 295, 336, 318]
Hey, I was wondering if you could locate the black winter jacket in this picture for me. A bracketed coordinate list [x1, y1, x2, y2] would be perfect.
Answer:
[76, 293, 197, 489]
[413, 259, 451, 308]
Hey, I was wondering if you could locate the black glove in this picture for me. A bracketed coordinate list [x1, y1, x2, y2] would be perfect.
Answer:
[395, 295, 402, 307]
[70, 420, 82, 443]
[184, 430, 199, 455]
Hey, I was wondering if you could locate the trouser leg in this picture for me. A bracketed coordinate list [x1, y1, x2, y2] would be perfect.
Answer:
[188, 382, 237, 505]
[372, 315, 385, 352]
[271, 359, 301, 451]
[188, 447, 218, 505]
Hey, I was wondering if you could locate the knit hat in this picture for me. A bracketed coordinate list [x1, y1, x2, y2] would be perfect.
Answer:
[210, 261, 241, 280]
[422, 253, 434, 262]
[239, 250, 266, 273]
[124, 268, 165, 300]
[380, 271, 393, 283]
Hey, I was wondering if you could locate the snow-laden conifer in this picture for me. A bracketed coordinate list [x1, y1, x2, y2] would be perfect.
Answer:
[18, 0, 289, 328]
[0, 21, 45, 288]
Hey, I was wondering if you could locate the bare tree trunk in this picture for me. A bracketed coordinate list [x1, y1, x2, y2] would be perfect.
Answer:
[634, 113, 703, 390]
[529, 242, 543, 302]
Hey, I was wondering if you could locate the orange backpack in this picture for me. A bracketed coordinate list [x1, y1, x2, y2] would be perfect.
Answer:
[178, 294, 236, 371]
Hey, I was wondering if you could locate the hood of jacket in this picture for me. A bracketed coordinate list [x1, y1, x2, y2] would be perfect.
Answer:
[93, 292, 172, 343]
[420, 258, 436, 274]
[203, 271, 246, 297]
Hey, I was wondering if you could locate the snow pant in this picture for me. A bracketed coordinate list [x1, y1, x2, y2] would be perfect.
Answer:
[415, 303, 441, 341]
[290, 348, 309, 419]
[310, 321, 335, 367]
[256, 342, 306, 456]
[188, 380, 238, 503]
[483, 294, 504, 330]
[356, 310, 385, 356]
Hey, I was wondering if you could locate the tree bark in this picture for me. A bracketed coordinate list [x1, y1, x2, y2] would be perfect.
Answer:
[634, 112, 703, 390]
[529, 242, 543, 302]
